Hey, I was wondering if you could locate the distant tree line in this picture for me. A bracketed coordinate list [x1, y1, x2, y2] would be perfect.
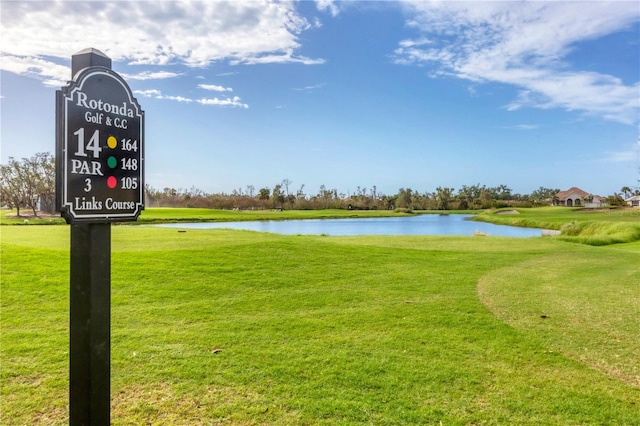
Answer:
[145, 180, 637, 211]
[145, 182, 571, 211]
[2, 152, 636, 216]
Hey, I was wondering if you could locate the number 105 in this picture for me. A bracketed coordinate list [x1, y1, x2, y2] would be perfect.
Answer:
[121, 177, 138, 189]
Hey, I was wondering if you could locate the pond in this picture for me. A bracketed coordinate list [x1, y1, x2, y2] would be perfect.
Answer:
[155, 214, 547, 237]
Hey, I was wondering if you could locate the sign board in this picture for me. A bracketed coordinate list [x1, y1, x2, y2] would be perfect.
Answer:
[56, 67, 144, 223]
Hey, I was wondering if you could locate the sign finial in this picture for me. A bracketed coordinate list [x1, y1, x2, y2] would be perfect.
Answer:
[72, 48, 112, 76]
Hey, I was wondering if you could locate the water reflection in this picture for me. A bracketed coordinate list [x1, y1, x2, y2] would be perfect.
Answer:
[155, 214, 545, 237]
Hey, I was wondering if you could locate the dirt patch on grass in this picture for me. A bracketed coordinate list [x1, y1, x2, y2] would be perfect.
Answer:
[495, 209, 519, 215]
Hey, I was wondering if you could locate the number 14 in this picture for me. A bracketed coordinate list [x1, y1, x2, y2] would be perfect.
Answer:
[74, 128, 102, 158]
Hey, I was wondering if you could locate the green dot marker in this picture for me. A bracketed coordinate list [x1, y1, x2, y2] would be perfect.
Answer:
[107, 156, 117, 169]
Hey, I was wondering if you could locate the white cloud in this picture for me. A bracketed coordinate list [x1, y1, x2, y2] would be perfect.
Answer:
[293, 83, 326, 92]
[163, 95, 193, 103]
[316, 0, 340, 17]
[0, 54, 70, 86]
[198, 84, 233, 92]
[197, 96, 249, 108]
[501, 124, 540, 131]
[229, 50, 324, 66]
[123, 71, 182, 81]
[398, 37, 433, 48]
[602, 140, 640, 163]
[0, 1, 322, 81]
[604, 150, 637, 163]
[134, 89, 163, 98]
[133, 89, 248, 108]
[395, 1, 640, 124]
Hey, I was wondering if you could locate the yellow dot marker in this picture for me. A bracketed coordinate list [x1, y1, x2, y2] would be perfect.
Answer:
[107, 136, 117, 149]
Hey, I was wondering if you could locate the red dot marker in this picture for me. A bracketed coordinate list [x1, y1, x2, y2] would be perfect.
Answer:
[107, 176, 117, 189]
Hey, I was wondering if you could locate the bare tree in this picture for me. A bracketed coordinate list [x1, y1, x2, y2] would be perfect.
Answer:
[0, 159, 28, 216]
[0, 152, 55, 216]
[281, 179, 291, 197]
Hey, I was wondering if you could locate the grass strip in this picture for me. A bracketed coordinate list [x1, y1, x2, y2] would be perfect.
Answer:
[473, 207, 640, 245]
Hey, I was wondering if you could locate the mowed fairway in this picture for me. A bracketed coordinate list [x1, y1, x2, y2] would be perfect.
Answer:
[1, 225, 638, 424]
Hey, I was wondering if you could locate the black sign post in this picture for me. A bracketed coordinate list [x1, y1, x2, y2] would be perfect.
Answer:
[56, 48, 144, 425]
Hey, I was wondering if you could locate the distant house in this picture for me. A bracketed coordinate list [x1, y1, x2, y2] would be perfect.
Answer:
[36, 193, 56, 214]
[554, 187, 605, 208]
[585, 195, 607, 208]
[626, 195, 640, 208]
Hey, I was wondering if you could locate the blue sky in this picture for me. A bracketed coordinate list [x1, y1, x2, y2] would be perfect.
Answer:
[1, 0, 639, 198]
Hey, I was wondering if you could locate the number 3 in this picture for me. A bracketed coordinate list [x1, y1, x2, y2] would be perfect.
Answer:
[84, 178, 92, 192]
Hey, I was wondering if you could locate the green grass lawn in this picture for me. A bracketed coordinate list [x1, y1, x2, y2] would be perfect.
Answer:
[1, 221, 639, 424]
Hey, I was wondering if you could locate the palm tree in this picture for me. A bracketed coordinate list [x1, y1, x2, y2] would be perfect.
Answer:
[620, 186, 632, 199]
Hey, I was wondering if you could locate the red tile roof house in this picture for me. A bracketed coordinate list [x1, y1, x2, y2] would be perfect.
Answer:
[553, 187, 606, 207]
